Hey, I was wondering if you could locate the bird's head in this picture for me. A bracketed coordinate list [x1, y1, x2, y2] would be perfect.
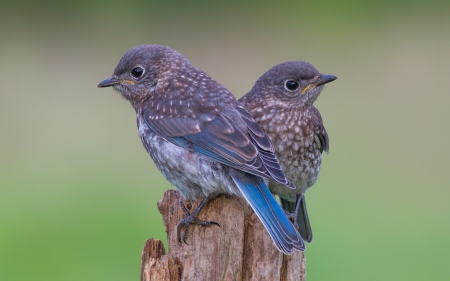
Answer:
[244, 61, 337, 109]
[98, 44, 186, 107]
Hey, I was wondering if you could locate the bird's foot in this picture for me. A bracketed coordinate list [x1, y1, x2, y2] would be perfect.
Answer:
[176, 193, 220, 244]
[176, 213, 220, 244]
[284, 210, 300, 229]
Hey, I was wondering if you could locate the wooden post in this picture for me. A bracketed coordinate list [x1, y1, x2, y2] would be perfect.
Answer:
[141, 190, 306, 281]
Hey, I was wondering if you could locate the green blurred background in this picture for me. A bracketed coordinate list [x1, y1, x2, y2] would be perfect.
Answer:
[1, 1, 449, 280]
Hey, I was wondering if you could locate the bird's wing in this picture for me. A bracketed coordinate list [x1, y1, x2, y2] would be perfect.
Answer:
[310, 107, 329, 154]
[141, 102, 294, 188]
[235, 106, 293, 187]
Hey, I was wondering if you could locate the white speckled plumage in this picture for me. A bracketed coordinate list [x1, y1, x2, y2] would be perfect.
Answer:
[244, 102, 324, 201]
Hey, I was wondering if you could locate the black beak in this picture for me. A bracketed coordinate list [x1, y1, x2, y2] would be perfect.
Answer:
[315, 74, 337, 86]
[98, 77, 120, 88]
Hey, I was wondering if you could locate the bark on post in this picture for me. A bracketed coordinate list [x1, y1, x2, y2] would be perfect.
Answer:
[141, 190, 306, 281]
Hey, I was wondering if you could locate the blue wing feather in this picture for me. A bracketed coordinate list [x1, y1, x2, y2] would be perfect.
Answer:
[231, 174, 305, 254]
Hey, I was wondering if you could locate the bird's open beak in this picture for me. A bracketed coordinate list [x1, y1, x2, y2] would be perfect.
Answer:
[314, 74, 337, 86]
[97, 77, 135, 88]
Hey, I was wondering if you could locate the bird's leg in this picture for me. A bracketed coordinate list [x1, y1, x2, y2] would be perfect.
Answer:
[176, 192, 220, 244]
[285, 194, 303, 229]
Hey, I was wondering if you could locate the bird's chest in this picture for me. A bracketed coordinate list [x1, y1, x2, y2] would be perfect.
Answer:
[259, 112, 322, 192]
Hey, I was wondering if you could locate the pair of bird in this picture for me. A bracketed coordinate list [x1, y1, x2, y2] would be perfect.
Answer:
[98, 44, 336, 254]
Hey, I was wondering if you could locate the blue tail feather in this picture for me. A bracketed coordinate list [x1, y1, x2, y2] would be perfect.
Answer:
[231, 175, 305, 254]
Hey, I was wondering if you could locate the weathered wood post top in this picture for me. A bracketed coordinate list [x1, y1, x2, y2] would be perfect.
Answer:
[141, 190, 306, 281]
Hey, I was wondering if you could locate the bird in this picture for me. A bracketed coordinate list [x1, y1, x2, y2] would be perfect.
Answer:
[238, 61, 337, 243]
[97, 44, 305, 254]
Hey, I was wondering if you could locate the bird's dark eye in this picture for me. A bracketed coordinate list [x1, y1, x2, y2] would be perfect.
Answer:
[131, 67, 144, 78]
[285, 80, 299, 91]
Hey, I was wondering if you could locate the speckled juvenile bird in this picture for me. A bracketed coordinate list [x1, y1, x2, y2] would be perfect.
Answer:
[239, 61, 337, 243]
[98, 45, 305, 254]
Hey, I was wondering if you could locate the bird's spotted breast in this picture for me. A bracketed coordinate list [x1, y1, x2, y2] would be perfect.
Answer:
[250, 106, 322, 196]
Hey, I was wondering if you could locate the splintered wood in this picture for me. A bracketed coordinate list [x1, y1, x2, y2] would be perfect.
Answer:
[141, 190, 305, 281]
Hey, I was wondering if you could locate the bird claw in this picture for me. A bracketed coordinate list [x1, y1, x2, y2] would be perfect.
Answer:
[176, 198, 220, 244]
[176, 214, 220, 244]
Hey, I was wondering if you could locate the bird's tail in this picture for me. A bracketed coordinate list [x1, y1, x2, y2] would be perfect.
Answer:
[231, 175, 305, 254]
[281, 196, 313, 243]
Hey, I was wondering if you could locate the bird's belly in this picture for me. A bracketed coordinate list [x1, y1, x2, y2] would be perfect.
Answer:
[270, 137, 322, 200]
[138, 121, 235, 200]
[282, 154, 321, 191]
